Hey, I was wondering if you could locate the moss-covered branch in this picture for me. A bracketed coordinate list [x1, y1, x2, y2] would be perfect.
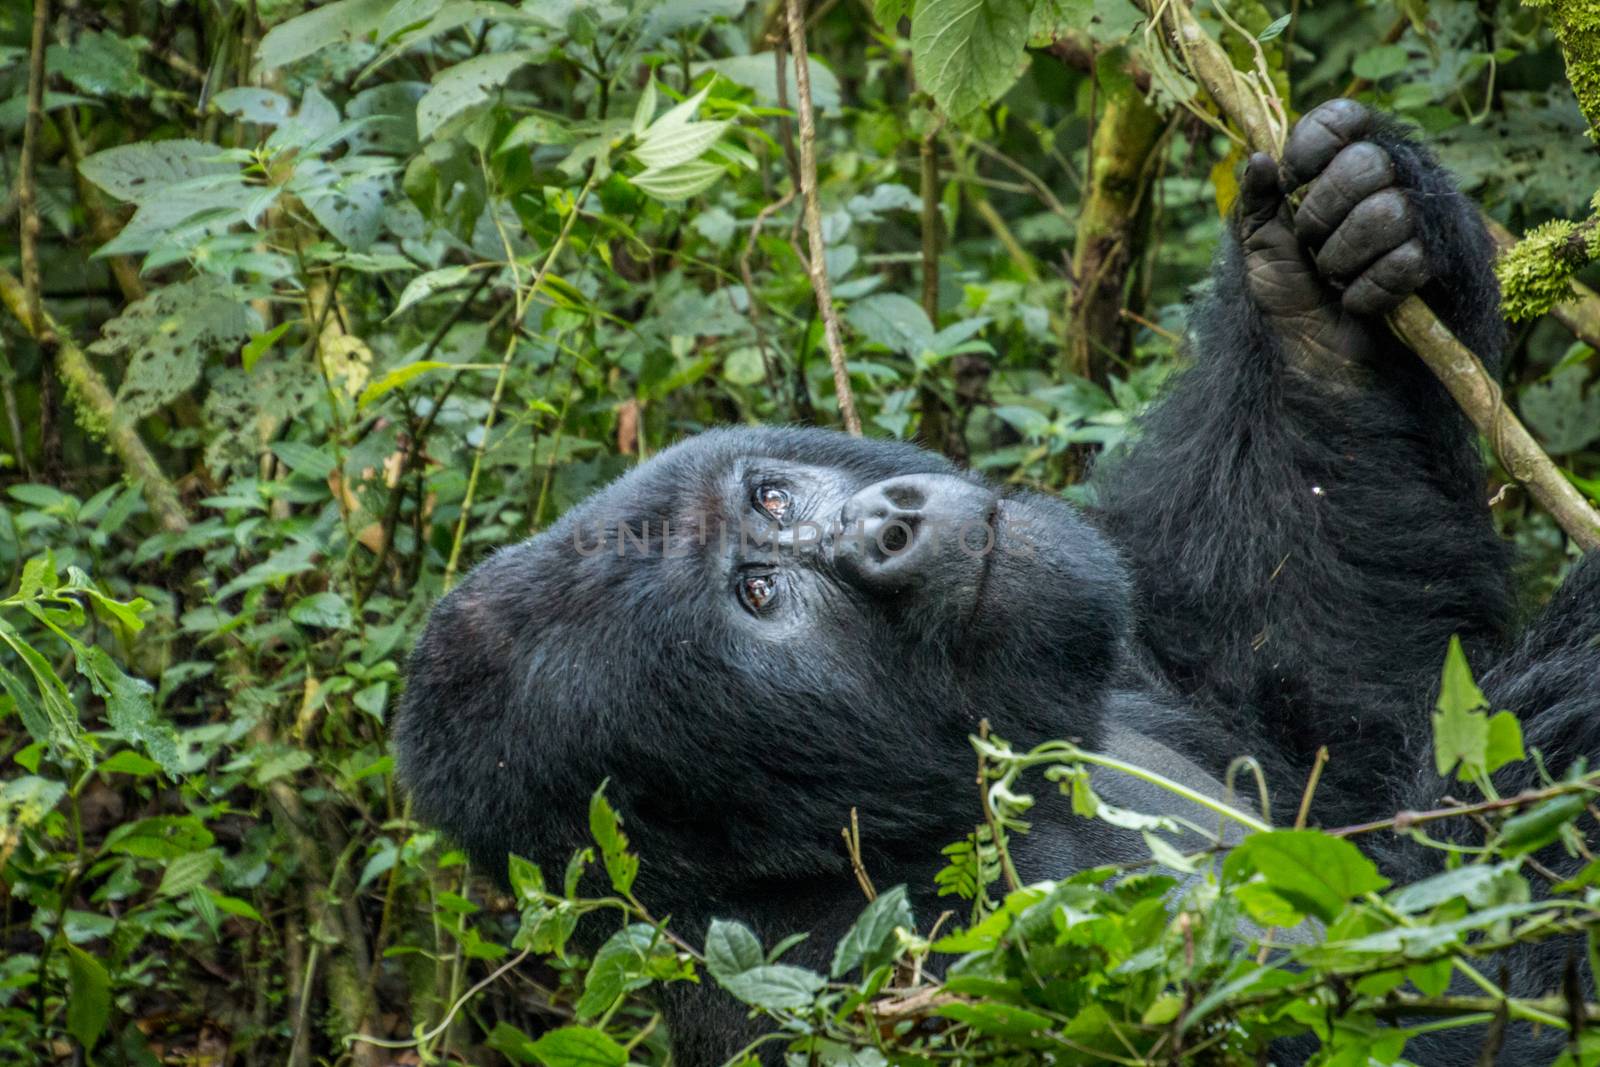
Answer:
[0, 269, 189, 534]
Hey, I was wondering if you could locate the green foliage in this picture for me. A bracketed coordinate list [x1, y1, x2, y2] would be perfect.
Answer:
[1, 0, 1597, 1061]
[1498, 217, 1600, 321]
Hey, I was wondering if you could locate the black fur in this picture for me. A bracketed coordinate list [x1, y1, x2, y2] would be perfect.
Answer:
[392, 103, 1600, 1063]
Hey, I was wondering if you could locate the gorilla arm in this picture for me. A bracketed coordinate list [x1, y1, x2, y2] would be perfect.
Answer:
[1092, 102, 1515, 822]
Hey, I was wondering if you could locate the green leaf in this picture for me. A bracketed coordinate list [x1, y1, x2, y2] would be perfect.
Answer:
[715, 962, 826, 1009]
[388, 265, 477, 319]
[1501, 793, 1587, 856]
[527, 1026, 627, 1067]
[80, 646, 179, 774]
[1485, 710, 1526, 774]
[98, 750, 159, 777]
[359, 360, 459, 408]
[587, 785, 639, 894]
[257, 0, 393, 70]
[417, 51, 537, 140]
[78, 139, 232, 203]
[912, 0, 1032, 118]
[48, 31, 148, 99]
[575, 923, 665, 1019]
[1521, 364, 1600, 454]
[1257, 12, 1291, 40]
[242, 321, 294, 372]
[633, 117, 731, 170]
[158, 849, 218, 897]
[90, 277, 262, 421]
[271, 441, 338, 481]
[1223, 830, 1389, 924]
[698, 53, 843, 112]
[846, 293, 936, 355]
[213, 87, 293, 125]
[1352, 43, 1410, 81]
[705, 918, 765, 980]
[630, 160, 726, 201]
[289, 592, 354, 630]
[831, 885, 913, 977]
[1432, 636, 1490, 779]
[64, 945, 111, 1049]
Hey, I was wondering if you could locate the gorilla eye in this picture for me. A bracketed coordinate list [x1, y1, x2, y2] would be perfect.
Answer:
[738, 572, 780, 614]
[754, 484, 791, 521]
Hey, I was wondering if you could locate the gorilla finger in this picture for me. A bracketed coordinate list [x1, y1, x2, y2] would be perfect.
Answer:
[1341, 239, 1429, 316]
[1237, 152, 1284, 236]
[1283, 99, 1376, 190]
[1293, 142, 1395, 246]
[1314, 189, 1414, 282]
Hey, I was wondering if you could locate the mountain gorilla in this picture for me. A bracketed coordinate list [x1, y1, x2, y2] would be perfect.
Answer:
[394, 100, 1600, 1063]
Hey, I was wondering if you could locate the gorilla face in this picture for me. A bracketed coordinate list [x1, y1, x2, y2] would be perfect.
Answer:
[395, 426, 1132, 906]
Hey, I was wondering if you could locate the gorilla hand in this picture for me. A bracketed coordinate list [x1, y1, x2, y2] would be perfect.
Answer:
[1235, 99, 1431, 375]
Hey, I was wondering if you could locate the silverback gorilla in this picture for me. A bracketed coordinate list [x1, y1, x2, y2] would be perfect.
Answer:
[393, 100, 1600, 1063]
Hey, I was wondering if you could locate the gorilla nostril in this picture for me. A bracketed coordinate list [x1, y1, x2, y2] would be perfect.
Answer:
[883, 483, 926, 510]
[878, 519, 913, 555]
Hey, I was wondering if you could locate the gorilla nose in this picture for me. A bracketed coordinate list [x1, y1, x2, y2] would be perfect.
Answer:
[835, 474, 996, 591]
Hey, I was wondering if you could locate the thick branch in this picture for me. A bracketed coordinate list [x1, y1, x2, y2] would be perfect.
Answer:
[1136, 0, 1600, 550]
[783, 0, 861, 435]
[0, 269, 189, 533]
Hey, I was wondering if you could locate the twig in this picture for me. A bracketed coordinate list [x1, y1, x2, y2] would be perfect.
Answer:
[442, 170, 598, 589]
[783, 0, 860, 435]
[1294, 745, 1329, 829]
[18, 0, 52, 353]
[1134, 0, 1600, 551]
[1329, 776, 1600, 839]
[841, 808, 878, 901]
[0, 269, 189, 533]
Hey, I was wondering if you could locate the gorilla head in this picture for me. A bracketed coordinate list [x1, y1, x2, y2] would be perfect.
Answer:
[394, 425, 1132, 920]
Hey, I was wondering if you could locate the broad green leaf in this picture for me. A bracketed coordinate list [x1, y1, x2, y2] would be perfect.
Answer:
[78, 139, 231, 202]
[1352, 43, 1410, 81]
[158, 849, 219, 897]
[289, 591, 354, 630]
[90, 277, 262, 421]
[630, 160, 726, 201]
[527, 1026, 627, 1067]
[389, 265, 477, 319]
[1223, 830, 1389, 924]
[212, 87, 293, 125]
[846, 293, 936, 355]
[64, 946, 111, 1049]
[271, 441, 338, 481]
[80, 646, 179, 774]
[1522, 364, 1600, 453]
[98, 750, 159, 777]
[417, 51, 537, 140]
[912, 0, 1031, 118]
[715, 962, 825, 1009]
[359, 359, 459, 407]
[698, 53, 842, 111]
[632, 118, 731, 170]
[257, 0, 393, 70]
[48, 31, 148, 99]
[574, 923, 664, 1019]
[705, 918, 765, 979]
[831, 884, 912, 977]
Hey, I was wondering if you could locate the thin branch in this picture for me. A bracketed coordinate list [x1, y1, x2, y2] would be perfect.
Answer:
[19, 0, 53, 352]
[1134, 0, 1600, 551]
[783, 0, 860, 435]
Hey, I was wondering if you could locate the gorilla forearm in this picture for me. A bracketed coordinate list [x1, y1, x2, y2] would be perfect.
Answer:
[1093, 104, 1514, 822]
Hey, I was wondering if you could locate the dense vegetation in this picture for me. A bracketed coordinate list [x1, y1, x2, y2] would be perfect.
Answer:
[2, 0, 1600, 1063]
